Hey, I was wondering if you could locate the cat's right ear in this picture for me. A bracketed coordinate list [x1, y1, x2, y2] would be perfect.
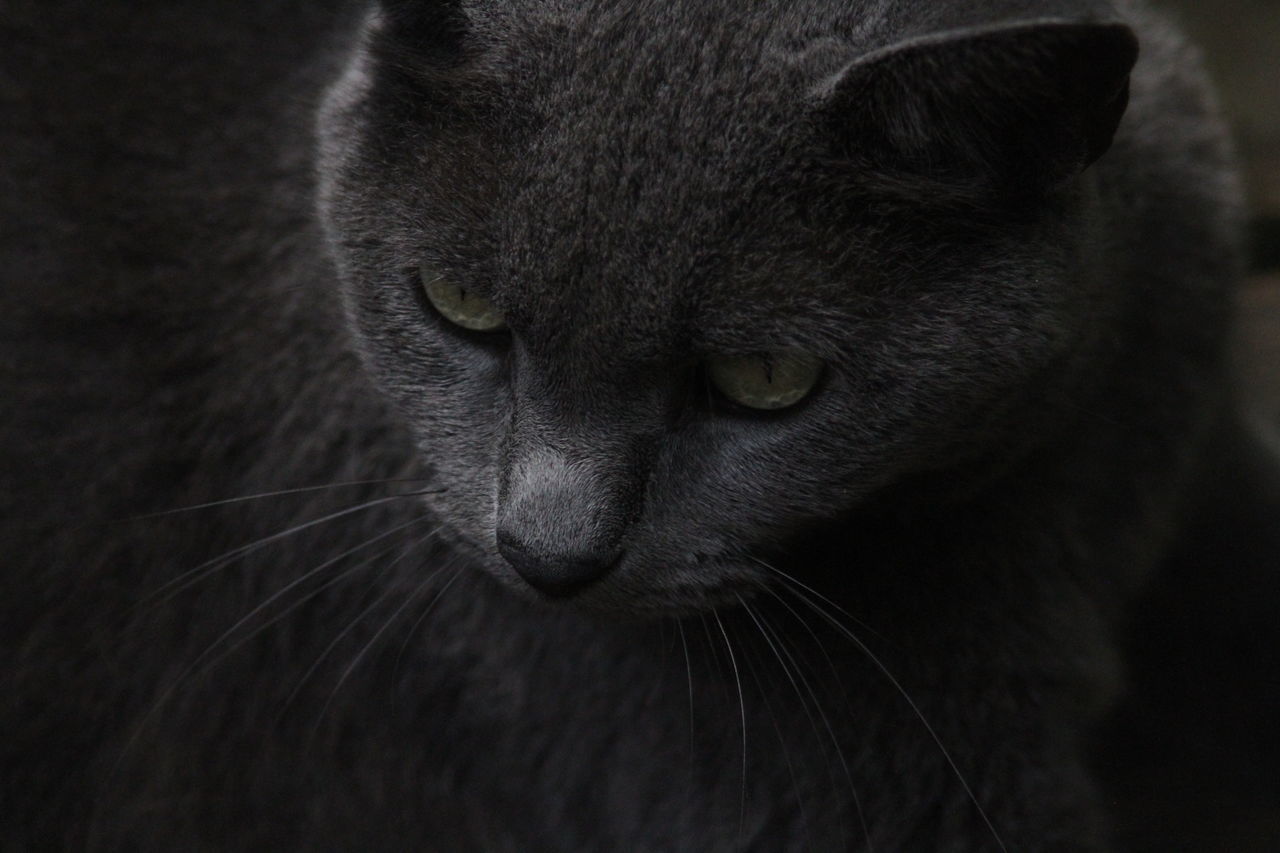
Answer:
[372, 0, 480, 81]
[813, 19, 1138, 201]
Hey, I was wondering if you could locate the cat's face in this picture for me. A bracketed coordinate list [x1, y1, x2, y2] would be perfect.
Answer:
[316, 1, 1135, 613]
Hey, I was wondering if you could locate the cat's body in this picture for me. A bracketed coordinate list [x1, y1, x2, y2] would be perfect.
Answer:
[2, 0, 1274, 850]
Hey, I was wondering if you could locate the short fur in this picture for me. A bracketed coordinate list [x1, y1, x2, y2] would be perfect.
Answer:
[2, 0, 1272, 850]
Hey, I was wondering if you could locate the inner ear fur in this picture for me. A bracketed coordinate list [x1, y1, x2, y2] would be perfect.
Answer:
[369, 0, 509, 114]
[376, 0, 471, 68]
[818, 20, 1139, 199]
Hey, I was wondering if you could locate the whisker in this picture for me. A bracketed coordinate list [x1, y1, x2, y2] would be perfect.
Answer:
[735, 599, 814, 851]
[760, 586, 848, 696]
[296, 583, 402, 737]
[179, 515, 438, 683]
[676, 618, 696, 804]
[699, 614, 726, 694]
[105, 518, 437, 802]
[104, 478, 438, 524]
[750, 555, 889, 644]
[744, 593, 868, 853]
[712, 609, 748, 845]
[653, 618, 677, 697]
[780, 584, 1007, 853]
[313, 564, 466, 732]
[392, 554, 466, 674]
[281, 525, 438, 721]
[140, 490, 435, 607]
[399, 564, 466, 658]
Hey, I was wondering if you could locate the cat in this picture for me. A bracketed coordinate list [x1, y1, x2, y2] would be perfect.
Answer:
[2, 0, 1274, 849]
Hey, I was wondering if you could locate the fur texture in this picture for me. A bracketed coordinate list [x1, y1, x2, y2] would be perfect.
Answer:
[1, 0, 1268, 850]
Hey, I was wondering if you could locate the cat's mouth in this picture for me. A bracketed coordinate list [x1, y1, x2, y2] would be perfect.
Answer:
[474, 544, 767, 617]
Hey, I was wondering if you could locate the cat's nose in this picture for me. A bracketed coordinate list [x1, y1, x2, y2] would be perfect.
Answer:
[496, 448, 631, 597]
[496, 533, 621, 597]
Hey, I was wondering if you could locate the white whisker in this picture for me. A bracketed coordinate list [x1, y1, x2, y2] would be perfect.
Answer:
[281, 524, 438, 722]
[779, 583, 1007, 853]
[314, 564, 465, 730]
[750, 555, 888, 644]
[712, 609, 748, 844]
[735, 597, 815, 850]
[141, 490, 433, 607]
[393, 555, 467, 673]
[106, 479, 438, 523]
[185, 516, 439, 679]
[740, 593, 868, 852]
[676, 617, 696, 809]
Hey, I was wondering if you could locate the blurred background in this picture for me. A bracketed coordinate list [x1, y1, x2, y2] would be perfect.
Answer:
[1161, 0, 1280, 422]
[1163, 0, 1280, 237]
[1100, 8, 1280, 851]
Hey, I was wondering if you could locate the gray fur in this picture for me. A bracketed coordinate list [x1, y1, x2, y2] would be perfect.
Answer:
[1, 0, 1265, 850]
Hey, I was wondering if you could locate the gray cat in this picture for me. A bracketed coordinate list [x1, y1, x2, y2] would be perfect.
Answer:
[3, 0, 1274, 849]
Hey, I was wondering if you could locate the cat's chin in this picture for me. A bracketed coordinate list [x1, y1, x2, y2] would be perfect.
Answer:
[474, 553, 766, 619]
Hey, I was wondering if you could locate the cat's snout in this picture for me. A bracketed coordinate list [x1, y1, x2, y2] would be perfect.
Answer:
[496, 448, 630, 597]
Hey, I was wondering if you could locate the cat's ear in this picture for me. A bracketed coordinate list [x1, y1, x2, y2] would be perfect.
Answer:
[816, 20, 1138, 198]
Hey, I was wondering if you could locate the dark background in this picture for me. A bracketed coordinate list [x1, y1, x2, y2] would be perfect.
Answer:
[1162, 0, 1280, 421]
[1096, 6, 1280, 850]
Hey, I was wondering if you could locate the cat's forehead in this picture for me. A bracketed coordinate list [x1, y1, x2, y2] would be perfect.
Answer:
[480, 4, 842, 345]
[411, 0, 1013, 361]
[487, 129, 834, 366]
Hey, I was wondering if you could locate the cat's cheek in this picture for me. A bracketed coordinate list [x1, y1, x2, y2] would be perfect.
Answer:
[412, 379, 507, 509]
[641, 418, 869, 541]
[343, 312, 512, 560]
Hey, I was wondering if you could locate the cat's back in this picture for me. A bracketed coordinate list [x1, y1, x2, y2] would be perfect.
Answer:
[0, 0, 371, 525]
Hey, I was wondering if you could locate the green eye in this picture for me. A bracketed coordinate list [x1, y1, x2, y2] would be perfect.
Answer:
[420, 267, 506, 332]
[706, 351, 824, 411]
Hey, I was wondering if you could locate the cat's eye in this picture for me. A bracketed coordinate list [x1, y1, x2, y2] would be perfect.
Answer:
[706, 352, 824, 411]
[420, 268, 506, 332]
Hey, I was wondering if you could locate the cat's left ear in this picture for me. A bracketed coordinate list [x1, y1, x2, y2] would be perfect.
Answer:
[815, 20, 1138, 197]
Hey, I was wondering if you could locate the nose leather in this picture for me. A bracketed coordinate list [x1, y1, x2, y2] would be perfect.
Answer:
[496, 532, 620, 597]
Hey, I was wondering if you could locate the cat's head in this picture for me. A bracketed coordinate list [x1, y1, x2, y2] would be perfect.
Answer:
[316, 0, 1136, 614]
